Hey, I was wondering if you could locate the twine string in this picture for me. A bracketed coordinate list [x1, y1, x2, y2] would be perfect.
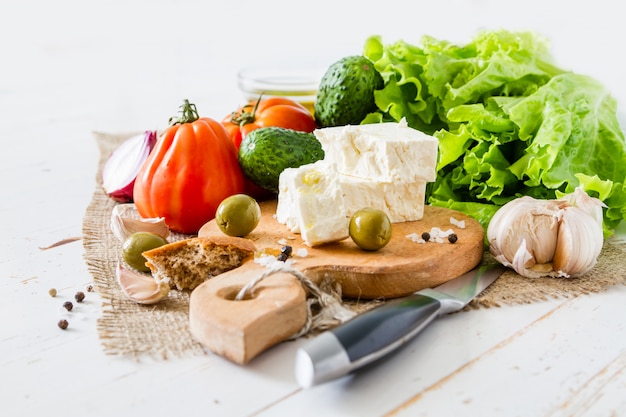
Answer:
[235, 262, 356, 338]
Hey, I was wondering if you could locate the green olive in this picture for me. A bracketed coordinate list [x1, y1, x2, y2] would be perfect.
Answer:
[215, 194, 261, 237]
[122, 232, 168, 272]
[349, 207, 392, 251]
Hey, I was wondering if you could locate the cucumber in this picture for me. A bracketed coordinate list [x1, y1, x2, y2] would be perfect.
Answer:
[238, 127, 325, 192]
[314, 55, 383, 127]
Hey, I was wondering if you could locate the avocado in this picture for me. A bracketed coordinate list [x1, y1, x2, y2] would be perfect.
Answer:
[314, 55, 383, 128]
[238, 127, 325, 192]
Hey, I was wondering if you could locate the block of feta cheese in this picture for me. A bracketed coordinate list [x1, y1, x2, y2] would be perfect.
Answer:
[276, 160, 349, 247]
[313, 119, 439, 183]
[340, 176, 427, 223]
[276, 162, 429, 246]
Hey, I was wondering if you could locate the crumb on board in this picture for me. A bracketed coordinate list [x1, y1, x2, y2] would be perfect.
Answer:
[450, 217, 466, 229]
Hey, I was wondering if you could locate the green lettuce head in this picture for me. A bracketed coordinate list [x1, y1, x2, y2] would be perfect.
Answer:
[363, 30, 626, 235]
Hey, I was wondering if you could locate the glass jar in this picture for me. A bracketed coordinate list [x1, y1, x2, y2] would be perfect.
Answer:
[237, 65, 323, 114]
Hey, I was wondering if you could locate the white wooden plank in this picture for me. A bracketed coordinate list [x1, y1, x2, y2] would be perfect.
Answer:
[251, 301, 567, 416]
[550, 350, 626, 417]
[384, 286, 626, 417]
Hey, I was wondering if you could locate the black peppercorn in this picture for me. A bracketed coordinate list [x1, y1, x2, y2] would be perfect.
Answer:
[86, 285, 94, 292]
[277, 245, 293, 261]
[281, 245, 293, 256]
[75, 291, 85, 303]
[58, 319, 69, 330]
[421, 232, 431, 241]
[63, 301, 73, 312]
[448, 233, 458, 244]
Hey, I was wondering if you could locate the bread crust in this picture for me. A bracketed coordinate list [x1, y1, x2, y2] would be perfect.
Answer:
[143, 236, 256, 290]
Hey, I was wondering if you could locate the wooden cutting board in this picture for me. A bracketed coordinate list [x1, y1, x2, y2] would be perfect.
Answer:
[189, 200, 484, 364]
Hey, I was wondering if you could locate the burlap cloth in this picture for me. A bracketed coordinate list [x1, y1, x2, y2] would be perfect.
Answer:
[83, 132, 626, 360]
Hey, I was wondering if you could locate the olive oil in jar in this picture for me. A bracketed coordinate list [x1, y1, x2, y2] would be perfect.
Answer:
[238, 66, 322, 115]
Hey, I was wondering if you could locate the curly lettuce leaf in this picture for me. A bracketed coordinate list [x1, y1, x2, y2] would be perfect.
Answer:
[363, 30, 626, 233]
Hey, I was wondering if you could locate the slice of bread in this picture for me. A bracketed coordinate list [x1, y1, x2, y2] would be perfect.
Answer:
[143, 236, 256, 291]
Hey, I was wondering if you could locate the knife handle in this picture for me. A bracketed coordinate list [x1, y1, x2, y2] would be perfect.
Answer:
[295, 293, 444, 388]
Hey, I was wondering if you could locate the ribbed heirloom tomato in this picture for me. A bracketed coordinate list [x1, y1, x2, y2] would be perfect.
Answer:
[133, 100, 246, 234]
[222, 96, 316, 150]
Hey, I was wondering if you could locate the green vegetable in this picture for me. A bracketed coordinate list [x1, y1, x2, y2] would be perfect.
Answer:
[314, 55, 383, 127]
[362, 30, 626, 234]
[238, 126, 325, 192]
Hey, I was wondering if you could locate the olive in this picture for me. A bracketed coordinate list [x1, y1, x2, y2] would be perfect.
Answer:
[215, 194, 261, 237]
[122, 232, 168, 272]
[349, 207, 392, 251]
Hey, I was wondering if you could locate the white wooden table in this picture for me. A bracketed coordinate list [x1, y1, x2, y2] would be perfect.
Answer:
[2, 1, 625, 416]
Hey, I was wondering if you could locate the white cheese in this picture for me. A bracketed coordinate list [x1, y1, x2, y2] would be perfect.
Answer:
[314, 120, 438, 183]
[339, 175, 426, 222]
[276, 120, 438, 247]
[276, 161, 349, 247]
[276, 161, 428, 246]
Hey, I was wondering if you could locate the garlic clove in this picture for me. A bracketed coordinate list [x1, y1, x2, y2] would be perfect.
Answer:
[111, 204, 170, 243]
[509, 238, 534, 275]
[508, 238, 560, 278]
[488, 196, 561, 272]
[553, 206, 604, 277]
[521, 206, 561, 265]
[116, 263, 170, 304]
[559, 186, 606, 226]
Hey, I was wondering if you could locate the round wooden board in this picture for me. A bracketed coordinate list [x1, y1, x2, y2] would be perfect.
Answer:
[198, 200, 485, 299]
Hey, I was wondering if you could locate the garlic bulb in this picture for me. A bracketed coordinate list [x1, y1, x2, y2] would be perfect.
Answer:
[487, 187, 604, 278]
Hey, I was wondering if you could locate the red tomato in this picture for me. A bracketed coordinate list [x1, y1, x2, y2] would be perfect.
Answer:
[133, 100, 246, 234]
[222, 96, 316, 150]
[222, 96, 316, 202]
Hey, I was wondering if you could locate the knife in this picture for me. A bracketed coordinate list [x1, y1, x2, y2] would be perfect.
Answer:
[294, 263, 506, 388]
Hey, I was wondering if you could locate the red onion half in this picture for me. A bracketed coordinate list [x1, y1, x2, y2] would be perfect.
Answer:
[102, 130, 157, 202]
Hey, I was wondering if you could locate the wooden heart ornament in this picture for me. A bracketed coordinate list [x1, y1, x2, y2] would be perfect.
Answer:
[189, 200, 484, 364]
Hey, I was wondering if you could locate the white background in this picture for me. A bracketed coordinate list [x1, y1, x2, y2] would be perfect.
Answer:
[1, 1, 625, 416]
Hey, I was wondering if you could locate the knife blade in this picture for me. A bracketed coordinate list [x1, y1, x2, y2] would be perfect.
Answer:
[294, 263, 507, 388]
